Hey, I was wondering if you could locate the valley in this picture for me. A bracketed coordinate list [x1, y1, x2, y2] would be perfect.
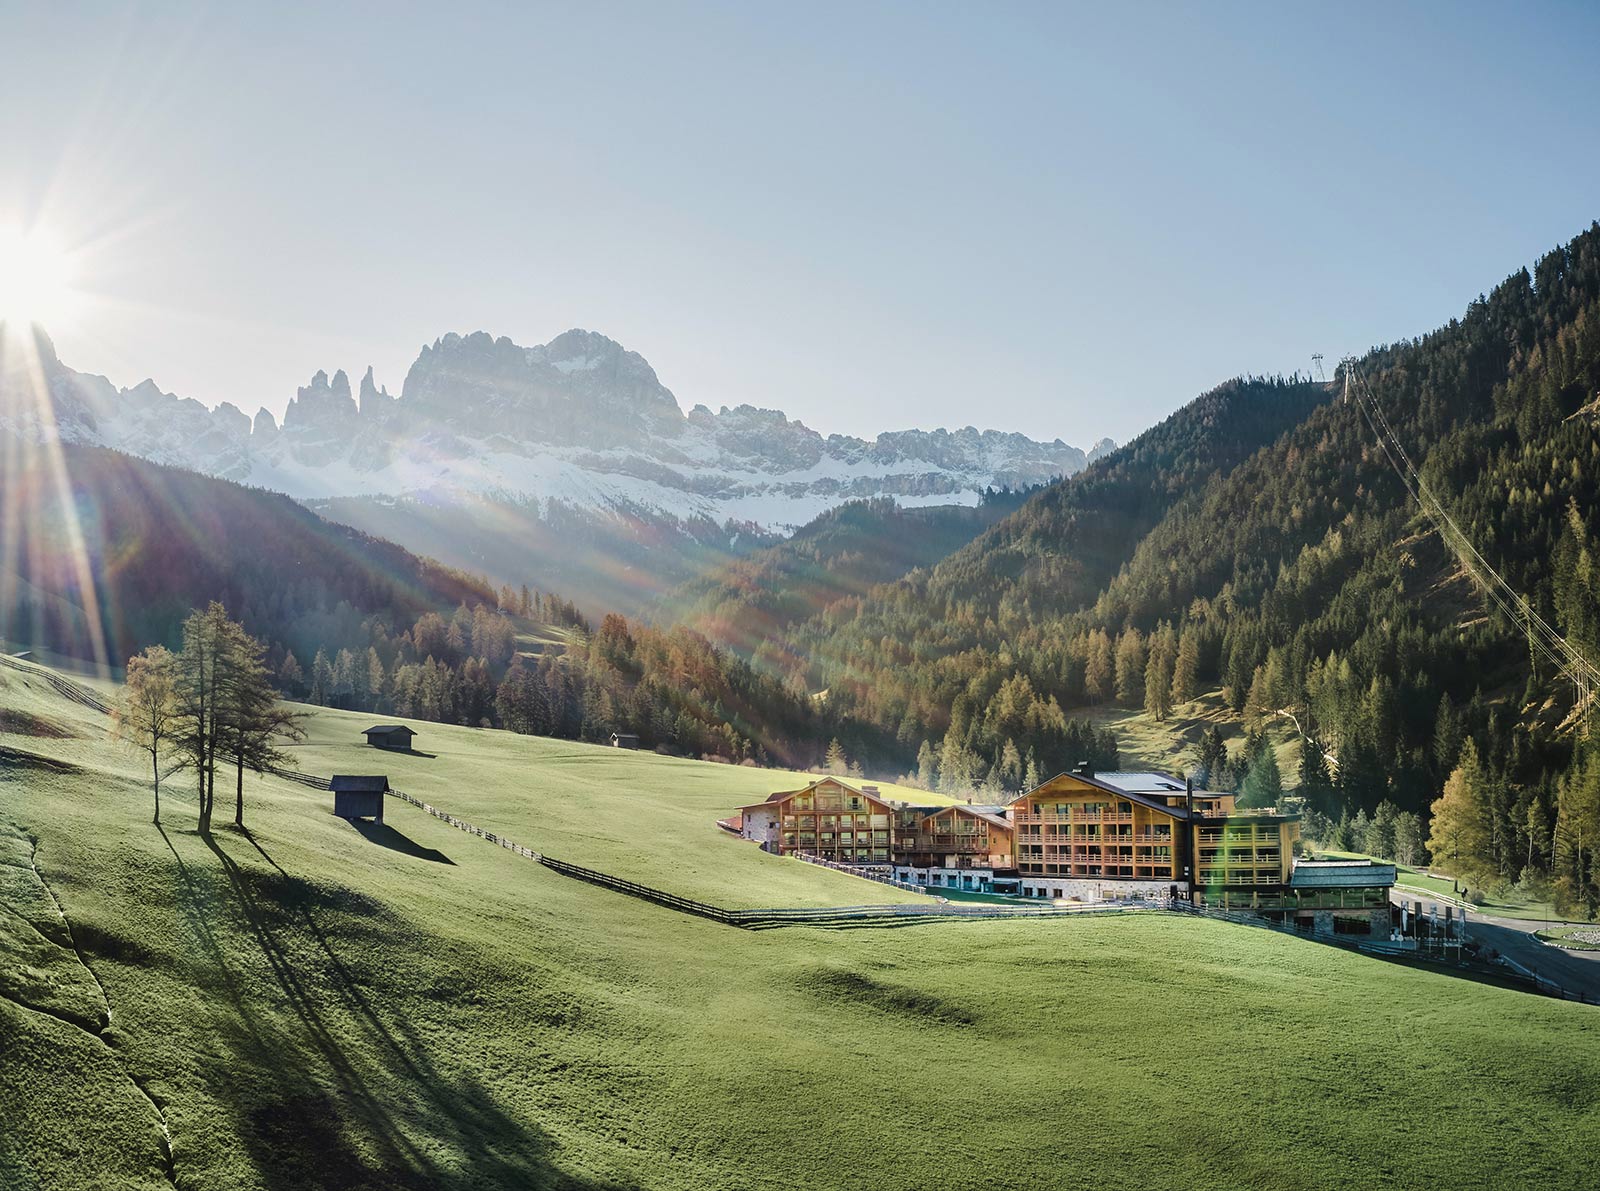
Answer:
[5, 656, 1600, 1190]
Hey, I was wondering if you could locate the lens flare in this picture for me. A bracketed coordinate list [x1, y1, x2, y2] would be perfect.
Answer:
[0, 224, 80, 327]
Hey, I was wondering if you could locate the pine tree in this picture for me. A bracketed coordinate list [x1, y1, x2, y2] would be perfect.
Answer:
[1365, 800, 1399, 860]
[1237, 746, 1283, 809]
[1297, 739, 1336, 815]
[1195, 727, 1227, 787]
[1393, 811, 1424, 867]
[309, 648, 332, 706]
[1432, 693, 1464, 779]
[1525, 794, 1551, 876]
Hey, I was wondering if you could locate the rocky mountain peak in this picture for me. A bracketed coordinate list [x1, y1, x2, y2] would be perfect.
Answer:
[6, 325, 1112, 533]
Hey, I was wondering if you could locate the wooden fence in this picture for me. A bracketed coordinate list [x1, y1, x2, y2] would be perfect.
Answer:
[0, 653, 112, 714]
[272, 766, 1123, 929]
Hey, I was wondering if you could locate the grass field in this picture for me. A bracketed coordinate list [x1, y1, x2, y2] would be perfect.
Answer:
[5, 660, 1600, 1190]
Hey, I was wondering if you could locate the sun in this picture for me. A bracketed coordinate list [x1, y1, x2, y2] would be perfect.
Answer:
[0, 223, 81, 328]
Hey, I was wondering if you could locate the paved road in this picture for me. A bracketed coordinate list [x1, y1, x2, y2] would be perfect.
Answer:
[1391, 890, 1600, 1002]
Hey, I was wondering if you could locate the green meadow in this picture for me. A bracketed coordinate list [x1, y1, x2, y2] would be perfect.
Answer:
[4, 659, 1600, 1190]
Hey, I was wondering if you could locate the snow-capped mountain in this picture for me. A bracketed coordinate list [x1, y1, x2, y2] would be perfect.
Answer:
[2, 325, 1106, 532]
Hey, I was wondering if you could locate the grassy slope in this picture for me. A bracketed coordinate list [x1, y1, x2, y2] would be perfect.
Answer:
[1079, 688, 1303, 783]
[4, 664, 1600, 1190]
[290, 700, 950, 909]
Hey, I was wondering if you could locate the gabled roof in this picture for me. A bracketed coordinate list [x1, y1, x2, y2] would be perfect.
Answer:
[923, 804, 1012, 832]
[362, 724, 414, 737]
[736, 776, 893, 814]
[1019, 772, 1199, 820]
[330, 775, 390, 793]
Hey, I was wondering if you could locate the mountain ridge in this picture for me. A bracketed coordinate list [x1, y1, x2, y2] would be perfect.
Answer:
[1, 324, 1108, 534]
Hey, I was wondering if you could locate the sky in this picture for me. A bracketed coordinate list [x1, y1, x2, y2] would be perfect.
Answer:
[2, 1, 1598, 446]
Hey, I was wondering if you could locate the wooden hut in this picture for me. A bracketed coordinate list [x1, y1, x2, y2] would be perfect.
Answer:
[610, 733, 640, 750]
[363, 725, 416, 750]
[330, 775, 389, 823]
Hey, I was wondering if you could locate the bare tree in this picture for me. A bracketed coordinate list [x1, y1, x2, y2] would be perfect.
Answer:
[112, 645, 180, 824]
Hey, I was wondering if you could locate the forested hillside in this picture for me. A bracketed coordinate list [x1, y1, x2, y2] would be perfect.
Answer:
[774, 223, 1600, 911]
[659, 492, 1036, 658]
[0, 441, 843, 770]
[1, 441, 493, 665]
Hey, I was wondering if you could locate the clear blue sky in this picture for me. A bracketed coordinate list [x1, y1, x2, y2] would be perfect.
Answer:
[4, 1, 1598, 444]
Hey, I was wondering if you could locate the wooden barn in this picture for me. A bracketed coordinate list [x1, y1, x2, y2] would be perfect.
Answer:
[330, 775, 389, 823]
[610, 733, 640, 749]
[363, 725, 416, 750]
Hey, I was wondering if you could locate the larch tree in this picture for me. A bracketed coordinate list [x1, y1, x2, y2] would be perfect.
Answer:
[824, 737, 847, 775]
[1427, 739, 1494, 888]
[177, 603, 230, 834]
[1143, 638, 1173, 722]
[277, 652, 304, 697]
[112, 645, 180, 824]
[1170, 627, 1200, 706]
[365, 647, 386, 712]
[1113, 629, 1146, 706]
[174, 603, 302, 833]
[218, 616, 305, 829]
[1084, 630, 1114, 703]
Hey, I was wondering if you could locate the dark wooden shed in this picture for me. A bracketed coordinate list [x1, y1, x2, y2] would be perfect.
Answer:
[610, 733, 640, 750]
[363, 725, 416, 750]
[330, 775, 389, 823]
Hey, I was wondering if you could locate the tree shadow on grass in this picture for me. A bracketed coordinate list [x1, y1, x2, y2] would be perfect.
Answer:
[181, 828, 636, 1191]
[347, 820, 454, 865]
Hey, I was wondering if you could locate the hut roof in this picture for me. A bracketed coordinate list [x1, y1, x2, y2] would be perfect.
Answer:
[363, 725, 414, 738]
[330, 775, 390, 794]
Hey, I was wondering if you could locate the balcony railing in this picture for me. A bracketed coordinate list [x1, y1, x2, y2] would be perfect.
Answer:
[1013, 811, 1135, 825]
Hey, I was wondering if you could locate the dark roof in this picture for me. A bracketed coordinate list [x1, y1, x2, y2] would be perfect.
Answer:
[330, 775, 390, 793]
[1290, 860, 1397, 889]
[363, 725, 414, 737]
[1095, 771, 1189, 794]
[1027, 772, 1201, 820]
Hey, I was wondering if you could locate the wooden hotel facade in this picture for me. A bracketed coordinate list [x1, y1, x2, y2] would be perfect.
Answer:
[735, 770, 1305, 903]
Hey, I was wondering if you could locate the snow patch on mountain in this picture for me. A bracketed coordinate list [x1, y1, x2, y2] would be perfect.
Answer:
[1, 325, 1109, 533]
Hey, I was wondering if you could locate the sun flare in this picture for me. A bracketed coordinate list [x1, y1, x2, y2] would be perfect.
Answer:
[0, 223, 80, 327]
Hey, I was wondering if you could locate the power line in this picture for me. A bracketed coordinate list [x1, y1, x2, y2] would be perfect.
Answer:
[1342, 358, 1597, 731]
